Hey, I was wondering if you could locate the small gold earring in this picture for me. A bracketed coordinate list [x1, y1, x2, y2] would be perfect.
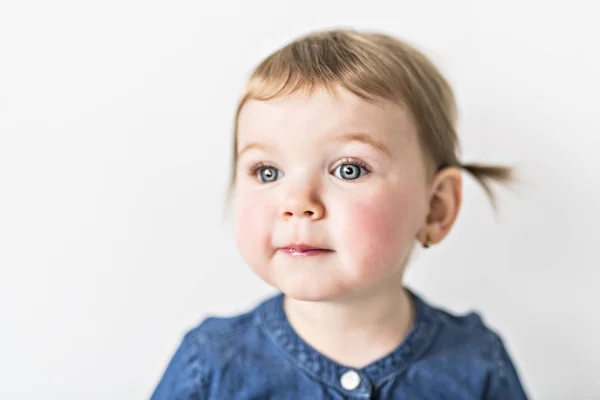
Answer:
[423, 233, 433, 249]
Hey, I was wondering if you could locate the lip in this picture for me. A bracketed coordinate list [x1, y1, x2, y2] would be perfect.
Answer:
[278, 243, 333, 257]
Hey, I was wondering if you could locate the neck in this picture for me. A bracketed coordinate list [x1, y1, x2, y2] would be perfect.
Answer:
[283, 279, 414, 369]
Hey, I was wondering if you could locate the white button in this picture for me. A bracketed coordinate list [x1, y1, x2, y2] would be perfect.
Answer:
[340, 370, 361, 390]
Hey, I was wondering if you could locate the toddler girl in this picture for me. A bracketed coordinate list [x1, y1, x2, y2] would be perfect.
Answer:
[151, 28, 528, 399]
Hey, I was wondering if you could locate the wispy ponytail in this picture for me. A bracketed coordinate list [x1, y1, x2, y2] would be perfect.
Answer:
[461, 163, 516, 212]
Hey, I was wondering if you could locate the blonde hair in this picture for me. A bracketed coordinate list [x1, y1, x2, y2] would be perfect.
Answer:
[229, 28, 515, 210]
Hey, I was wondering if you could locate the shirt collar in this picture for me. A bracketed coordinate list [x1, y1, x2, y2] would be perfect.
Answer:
[259, 288, 440, 395]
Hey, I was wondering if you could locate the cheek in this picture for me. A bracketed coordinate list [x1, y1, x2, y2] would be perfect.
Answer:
[339, 186, 421, 271]
[350, 197, 407, 248]
[234, 191, 273, 263]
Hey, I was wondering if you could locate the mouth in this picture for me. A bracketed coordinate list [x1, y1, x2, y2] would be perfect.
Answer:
[278, 243, 334, 257]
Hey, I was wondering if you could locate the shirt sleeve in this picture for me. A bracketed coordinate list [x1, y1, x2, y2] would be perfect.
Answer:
[150, 331, 208, 400]
[485, 333, 529, 400]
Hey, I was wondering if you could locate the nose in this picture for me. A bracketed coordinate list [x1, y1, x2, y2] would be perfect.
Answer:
[280, 185, 325, 221]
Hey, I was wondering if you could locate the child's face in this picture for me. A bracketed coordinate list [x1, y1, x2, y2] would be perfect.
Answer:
[234, 85, 431, 301]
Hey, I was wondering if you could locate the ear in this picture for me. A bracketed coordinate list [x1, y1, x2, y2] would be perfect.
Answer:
[418, 167, 463, 247]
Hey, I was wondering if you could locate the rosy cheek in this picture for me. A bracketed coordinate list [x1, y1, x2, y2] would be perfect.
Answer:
[234, 192, 273, 261]
[342, 187, 416, 271]
[350, 197, 403, 248]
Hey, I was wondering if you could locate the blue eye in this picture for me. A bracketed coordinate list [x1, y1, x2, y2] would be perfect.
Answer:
[257, 166, 282, 183]
[333, 163, 369, 180]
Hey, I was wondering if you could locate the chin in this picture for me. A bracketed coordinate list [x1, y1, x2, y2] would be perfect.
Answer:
[276, 281, 350, 302]
[283, 291, 329, 302]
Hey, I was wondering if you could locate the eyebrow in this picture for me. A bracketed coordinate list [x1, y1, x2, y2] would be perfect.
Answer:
[237, 132, 391, 158]
[333, 133, 391, 157]
[237, 142, 274, 159]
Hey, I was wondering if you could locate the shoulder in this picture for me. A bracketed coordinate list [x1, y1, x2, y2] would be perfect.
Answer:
[150, 296, 271, 400]
[188, 303, 264, 358]
[411, 293, 528, 399]
[429, 302, 497, 348]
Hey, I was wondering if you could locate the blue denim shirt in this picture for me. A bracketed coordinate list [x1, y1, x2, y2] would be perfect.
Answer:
[151, 289, 528, 399]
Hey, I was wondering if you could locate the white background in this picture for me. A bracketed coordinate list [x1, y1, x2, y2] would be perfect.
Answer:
[1, 1, 599, 398]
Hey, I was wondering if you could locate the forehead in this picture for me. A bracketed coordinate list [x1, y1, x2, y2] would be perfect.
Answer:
[236, 86, 418, 150]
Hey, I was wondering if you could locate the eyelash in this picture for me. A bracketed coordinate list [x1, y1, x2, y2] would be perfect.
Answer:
[248, 161, 273, 177]
[246, 158, 371, 180]
[337, 157, 371, 174]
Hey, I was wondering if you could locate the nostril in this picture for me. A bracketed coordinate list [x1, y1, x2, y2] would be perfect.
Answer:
[304, 211, 314, 216]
